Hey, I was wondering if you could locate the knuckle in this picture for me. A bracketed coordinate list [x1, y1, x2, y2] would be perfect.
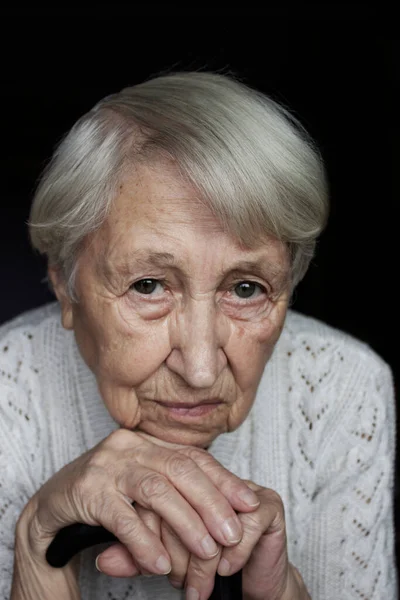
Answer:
[73, 468, 96, 499]
[266, 489, 285, 515]
[112, 511, 139, 540]
[165, 453, 197, 478]
[190, 561, 210, 579]
[244, 511, 264, 535]
[139, 472, 171, 503]
[184, 447, 223, 473]
[83, 450, 109, 471]
[168, 577, 184, 589]
[104, 428, 134, 450]
[181, 446, 209, 463]
[73, 476, 109, 520]
[185, 448, 235, 478]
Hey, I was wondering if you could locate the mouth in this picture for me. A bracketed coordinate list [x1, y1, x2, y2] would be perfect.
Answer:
[156, 400, 223, 418]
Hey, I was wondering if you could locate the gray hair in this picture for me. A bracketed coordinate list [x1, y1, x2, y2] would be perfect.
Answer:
[29, 71, 329, 300]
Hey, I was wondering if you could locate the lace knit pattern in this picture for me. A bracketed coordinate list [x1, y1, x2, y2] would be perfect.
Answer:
[0, 303, 397, 599]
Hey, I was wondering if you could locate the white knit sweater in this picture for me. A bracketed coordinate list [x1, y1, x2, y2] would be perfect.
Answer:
[0, 303, 397, 599]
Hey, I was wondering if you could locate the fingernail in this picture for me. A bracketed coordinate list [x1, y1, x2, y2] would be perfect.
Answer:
[155, 555, 172, 574]
[238, 487, 260, 507]
[221, 516, 241, 544]
[186, 586, 200, 600]
[218, 557, 231, 576]
[201, 533, 219, 557]
[170, 579, 183, 589]
[95, 554, 103, 572]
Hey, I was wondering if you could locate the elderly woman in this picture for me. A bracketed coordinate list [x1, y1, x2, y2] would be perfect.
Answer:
[1, 72, 396, 600]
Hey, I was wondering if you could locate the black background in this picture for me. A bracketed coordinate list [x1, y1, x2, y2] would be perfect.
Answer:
[1, 5, 398, 573]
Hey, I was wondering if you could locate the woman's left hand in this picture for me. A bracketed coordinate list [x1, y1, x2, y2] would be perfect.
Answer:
[97, 480, 310, 600]
[217, 481, 310, 600]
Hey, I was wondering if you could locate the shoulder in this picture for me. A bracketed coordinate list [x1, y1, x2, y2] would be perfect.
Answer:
[0, 301, 62, 372]
[279, 310, 395, 473]
[0, 301, 68, 407]
[0, 302, 73, 494]
[282, 309, 391, 378]
[0, 301, 61, 339]
[0, 302, 64, 446]
[279, 313, 397, 597]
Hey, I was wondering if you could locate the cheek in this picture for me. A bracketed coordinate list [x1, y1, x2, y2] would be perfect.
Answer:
[72, 299, 170, 386]
[227, 302, 287, 421]
[231, 318, 280, 385]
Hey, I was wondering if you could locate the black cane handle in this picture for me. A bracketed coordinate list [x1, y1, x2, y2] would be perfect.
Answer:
[46, 522, 242, 599]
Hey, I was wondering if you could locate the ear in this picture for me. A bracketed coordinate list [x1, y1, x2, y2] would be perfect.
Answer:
[48, 266, 74, 330]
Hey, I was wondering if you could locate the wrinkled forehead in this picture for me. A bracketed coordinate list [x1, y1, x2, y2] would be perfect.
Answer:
[108, 162, 217, 226]
[85, 162, 290, 284]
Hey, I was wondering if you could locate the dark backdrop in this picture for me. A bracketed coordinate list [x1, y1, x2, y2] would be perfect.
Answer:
[1, 5, 398, 572]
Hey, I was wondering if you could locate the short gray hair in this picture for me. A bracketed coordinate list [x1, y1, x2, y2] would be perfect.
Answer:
[29, 71, 329, 299]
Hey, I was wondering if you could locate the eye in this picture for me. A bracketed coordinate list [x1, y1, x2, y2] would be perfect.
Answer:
[132, 279, 162, 295]
[233, 281, 265, 299]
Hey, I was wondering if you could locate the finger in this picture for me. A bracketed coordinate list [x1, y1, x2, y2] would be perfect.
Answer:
[161, 520, 190, 589]
[89, 490, 172, 575]
[120, 463, 229, 560]
[135, 503, 161, 538]
[96, 506, 164, 578]
[135, 505, 162, 576]
[217, 489, 285, 577]
[96, 543, 139, 577]
[136, 437, 260, 513]
[185, 544, 222, 600]
[126, 445, 247, 551]
[181, 448, 261, 512]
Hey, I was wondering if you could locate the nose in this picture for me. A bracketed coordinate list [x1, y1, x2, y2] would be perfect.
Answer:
[166, 296, 228, 389]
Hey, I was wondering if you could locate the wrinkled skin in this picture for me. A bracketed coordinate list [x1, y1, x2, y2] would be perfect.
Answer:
[54, 163, 290, 449]
[33, 163, 308, 599]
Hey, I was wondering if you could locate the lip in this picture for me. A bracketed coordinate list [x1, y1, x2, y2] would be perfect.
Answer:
[157, 400, 222, 408]
[156, 400, 223, 418]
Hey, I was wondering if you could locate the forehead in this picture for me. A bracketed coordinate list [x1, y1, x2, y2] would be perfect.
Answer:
[92, 163, 290, 278]
[109, 164, 215, 228]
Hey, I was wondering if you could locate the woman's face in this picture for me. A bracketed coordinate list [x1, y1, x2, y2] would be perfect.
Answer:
[52, 164, 290, 448]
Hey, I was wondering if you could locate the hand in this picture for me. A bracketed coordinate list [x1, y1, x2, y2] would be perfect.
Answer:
[96, 481, 310, 600]
[96, 506, 223, 599]
[218, 481, 309, 600]
[20, 429, 260, 578]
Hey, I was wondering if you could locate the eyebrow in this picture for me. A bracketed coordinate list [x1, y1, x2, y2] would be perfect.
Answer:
[113, 251, 176, 274]
[227, 260, 286, 281]
[112, 250, 288, 283]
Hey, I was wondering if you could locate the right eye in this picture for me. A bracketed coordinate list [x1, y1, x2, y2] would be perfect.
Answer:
[131, 279, 163, 295]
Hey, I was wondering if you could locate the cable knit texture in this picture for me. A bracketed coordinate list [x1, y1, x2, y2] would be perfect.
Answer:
[0, 303, 397, 599]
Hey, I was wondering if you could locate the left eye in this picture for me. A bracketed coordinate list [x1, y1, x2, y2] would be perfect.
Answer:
[233, 281, 265, 299]
[132, 279, 162, 295]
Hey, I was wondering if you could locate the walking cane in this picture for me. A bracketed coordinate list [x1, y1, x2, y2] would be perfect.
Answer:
[46, 522, 242, 599]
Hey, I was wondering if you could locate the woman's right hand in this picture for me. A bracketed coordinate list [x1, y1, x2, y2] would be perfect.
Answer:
[18, 428, 260, 578]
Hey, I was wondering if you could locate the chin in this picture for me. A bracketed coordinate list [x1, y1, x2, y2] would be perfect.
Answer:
[138, 422, 220, 449]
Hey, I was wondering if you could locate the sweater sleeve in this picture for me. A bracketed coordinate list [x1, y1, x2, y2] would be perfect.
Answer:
[0, 328, 49, 599]
[287, 337, 397, 599]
